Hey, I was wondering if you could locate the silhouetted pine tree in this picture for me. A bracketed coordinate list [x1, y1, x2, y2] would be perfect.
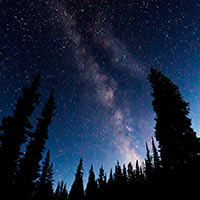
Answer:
[122, 164, 128, 185]
[97, 166, 106, 190]
[85, 165, 98, 200]
[114, 161, 123, 184]
[108, 169, 113, 185]
[148, 68, 200, 173]
[16, 89, 56, 199]
[60, 182, 68, 200]
[97, 166, 106, 199]
[132, 160, 145, 198]
[54, 181, 68, 200]
[113, 161, 124, 198]
[103, 172, 107, 188]
[135, 160, 140, 183]
[121, 164, 128, 197]
[145, 142, 153, 183]
[69, 158, 84, 200]
[0, 74, 40, 191]
[139, 166, 145, 183]
[35, 151, 54, 200]
[127, 162, 135, 186]
[107, 169, 114, 200]
[54, 182, 61, 200]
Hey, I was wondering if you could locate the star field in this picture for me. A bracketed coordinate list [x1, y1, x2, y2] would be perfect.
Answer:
[1, 0, 200, 188]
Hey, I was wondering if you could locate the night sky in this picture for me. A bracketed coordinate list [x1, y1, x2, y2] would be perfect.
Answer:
[1, 0, 200, 188]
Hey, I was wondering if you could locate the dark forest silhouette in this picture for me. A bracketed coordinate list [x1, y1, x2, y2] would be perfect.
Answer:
[1, 68, 200, 199]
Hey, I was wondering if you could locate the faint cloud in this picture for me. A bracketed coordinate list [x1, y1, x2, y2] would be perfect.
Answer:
[114, 132, 143, 165]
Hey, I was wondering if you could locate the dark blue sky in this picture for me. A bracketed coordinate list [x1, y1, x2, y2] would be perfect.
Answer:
[1, 0, 200, 188]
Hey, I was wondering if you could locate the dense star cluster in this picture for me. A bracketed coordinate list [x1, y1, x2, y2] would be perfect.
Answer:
[1, 0, 200, 188]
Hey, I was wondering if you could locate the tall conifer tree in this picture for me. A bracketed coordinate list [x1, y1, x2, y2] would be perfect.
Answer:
[16, 89, 56, 199]
[107, 169, 114, 200]
[135, 160, 140, 182]
[0, 74, 40, 190]
[122, 164, 128, 185]
[54, 182, 61, 200]
[97, 166, 106, 190]
[108, 169, 113, 184]
[114, 161, 123, 184]
[54, 181, 68, 200]
[145, 142, 153, 182]
[97, 166, 107, 199]
[85, 165, 97, 200]
[127, 162, 134, 186]
[35, 151, 54, 200]
[60, 182, 68, 200]
[148, 68, 200, 171]
[69, 158, 84, 200]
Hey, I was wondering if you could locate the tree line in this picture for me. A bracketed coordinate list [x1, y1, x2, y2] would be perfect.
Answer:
[0, 68, 200, 199]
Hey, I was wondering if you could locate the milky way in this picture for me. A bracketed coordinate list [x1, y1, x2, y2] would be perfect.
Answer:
[1, 0, 200, 188]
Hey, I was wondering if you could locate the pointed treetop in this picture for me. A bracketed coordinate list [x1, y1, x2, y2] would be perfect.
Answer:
[108, 169, 113, 183]
[88, 165, 95, 182]
[76, 158, 83, 178]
